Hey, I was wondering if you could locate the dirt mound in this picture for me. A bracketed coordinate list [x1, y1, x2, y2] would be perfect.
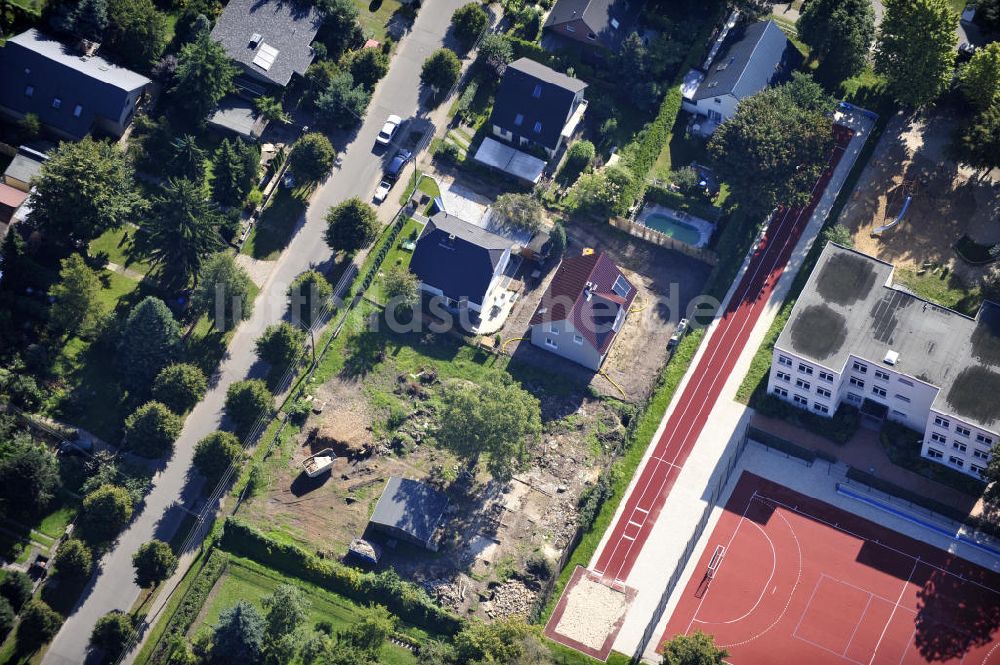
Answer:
[309, 423, 373, 459]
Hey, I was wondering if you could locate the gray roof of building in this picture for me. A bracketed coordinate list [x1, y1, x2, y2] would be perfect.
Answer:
[4, 146, 47, 186]
[692, 20, 800, 102]
[207, 96, 268, 140]
[543, 0, 636, 48]
[210, 0, 321, 87]
[490, 58, 586, 151]
[409, 212, 511, 307]
[369, 477, 449, 547]
[0, 30, 150, 139]
[776, 244, 1000, 432]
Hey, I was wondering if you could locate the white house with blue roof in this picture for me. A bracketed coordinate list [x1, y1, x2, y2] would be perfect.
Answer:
[682, 20, 801, 135]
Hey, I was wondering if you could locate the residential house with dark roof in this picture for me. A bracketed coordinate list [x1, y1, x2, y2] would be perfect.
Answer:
[409, 212, 514, 317]
[682, 20, 801, 135]
[368, 477, 449, 551]
[543, 0, 638, 51]
[529, 250, 636, 371]
[489, 58, 587, 159]
[0, 29, 150, 141]
[210, 0, 322, 89]
[769, 243, 1000, 480]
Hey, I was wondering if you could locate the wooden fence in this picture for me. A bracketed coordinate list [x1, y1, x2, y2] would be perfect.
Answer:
[609, 216, 719, 265]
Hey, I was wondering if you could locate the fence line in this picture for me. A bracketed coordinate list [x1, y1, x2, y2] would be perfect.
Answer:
[631, 419, 750, 661]
[608, 216, 719, 265]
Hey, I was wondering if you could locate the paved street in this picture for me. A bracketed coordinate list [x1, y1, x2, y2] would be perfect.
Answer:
[42, 3, 470, 661]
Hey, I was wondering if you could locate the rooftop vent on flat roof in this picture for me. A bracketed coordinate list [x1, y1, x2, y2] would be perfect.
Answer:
[884, 350, 899, 366]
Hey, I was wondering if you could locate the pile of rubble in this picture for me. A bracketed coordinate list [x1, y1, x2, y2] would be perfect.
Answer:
[423, 578, 465, 610]
[482, 580, 536, 620]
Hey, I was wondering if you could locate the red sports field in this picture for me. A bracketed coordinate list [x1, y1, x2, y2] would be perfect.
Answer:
[662, 473, 1000, 665]
[592, 124, 856, 585]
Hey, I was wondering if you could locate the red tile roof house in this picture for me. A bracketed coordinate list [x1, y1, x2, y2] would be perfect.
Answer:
[529, 251, 636, 371]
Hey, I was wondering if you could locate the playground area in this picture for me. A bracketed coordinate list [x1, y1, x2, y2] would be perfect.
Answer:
[661, 472, 1000, 665]
[839, 113, 1000, 284]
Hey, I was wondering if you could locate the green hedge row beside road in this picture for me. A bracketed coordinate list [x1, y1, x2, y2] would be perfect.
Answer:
[218, 517, 461, 635]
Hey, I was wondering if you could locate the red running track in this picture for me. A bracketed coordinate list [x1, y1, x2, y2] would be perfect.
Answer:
[592, 125, 855, 584]
[662, 473, 1000, 664]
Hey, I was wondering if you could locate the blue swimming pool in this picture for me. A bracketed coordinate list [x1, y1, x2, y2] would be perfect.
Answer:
[641, 213, 703, 246]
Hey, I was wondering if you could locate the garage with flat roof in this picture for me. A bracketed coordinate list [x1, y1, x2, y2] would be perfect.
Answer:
[368, 476, 449, 551]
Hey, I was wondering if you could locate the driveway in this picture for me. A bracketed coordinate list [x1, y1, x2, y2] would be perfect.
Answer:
[42, 2, 472, 662]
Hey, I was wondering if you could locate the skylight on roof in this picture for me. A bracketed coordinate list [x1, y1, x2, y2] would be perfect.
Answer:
[252, 43, 279, 71]
[612, 275, 630, 298]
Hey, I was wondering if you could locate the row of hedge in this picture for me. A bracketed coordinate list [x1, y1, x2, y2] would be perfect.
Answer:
[619, 87, 684, 204]
[218, 518, 462, 634]
[753, 394, 860, 444]
[149, 550, 229, 664]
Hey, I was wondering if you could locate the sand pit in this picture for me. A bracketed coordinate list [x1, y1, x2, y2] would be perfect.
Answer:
[838, 112, 1000, 284]
[554, 574, 629, 651]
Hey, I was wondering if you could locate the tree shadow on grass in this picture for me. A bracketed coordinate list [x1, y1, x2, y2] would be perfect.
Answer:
[245, 189, 307, 260]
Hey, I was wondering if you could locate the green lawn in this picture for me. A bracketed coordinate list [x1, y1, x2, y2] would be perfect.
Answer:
[398, 172, 441, 206]
[242, 189, 306, 260]
[89, 226, 152, 275]
[198, 556, 418, 664]
[352, 0, 404, 42]
[367, 218, 423, 304]
[36, 503, 77, 540]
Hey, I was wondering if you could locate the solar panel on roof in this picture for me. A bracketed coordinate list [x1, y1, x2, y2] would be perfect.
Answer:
[252, 43, 279, 71]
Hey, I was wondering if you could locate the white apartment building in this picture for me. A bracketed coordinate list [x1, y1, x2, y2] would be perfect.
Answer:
[767, 244, 1000, 480]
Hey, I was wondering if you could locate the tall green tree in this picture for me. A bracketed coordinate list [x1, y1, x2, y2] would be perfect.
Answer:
[224, 379, 274, 439]
[192, 253, 255, 331]
[0, 572, 33, 612]
[314, 71, 371, 129]
[708, 84, 834, 218]
[959, 42, 1000, 112]
[262, 584, 310, 640]
[212, 138, 260, 207]
[116, 296, 180, 392]
[451, 2, 488, 47]
[139, 178, 224, 289]
[0, 436, 61, 516]
[105, 0, 169, 70]
[287, 270, 333, 327]
[172, 31, 238, 123]
[314, 0, 364, 58]
[17, 600, 62, 652]
[53, 538, 93, 579]
[477, 33, 513, 78]
[951, 102, 1000, 172]
[28, 137, 146, 244]
[421, 49, 462, 95]
[453, 617, 531, 664]
[152, 363, 207, 413]
[169, 134, 208, 182]
[211, 601, 265, 664]
[52, 0, 109, 40]
[798, 0, 875, 86]
[289, 133, 336, 184]
[347, 47, 390, 91]
[193, 431, 243, 481]
[124, 401, 182, 458]
[255, 323, 306, 370]
[49, 254, 101, 336]
[661, 631, 728, 665]
[491, 193, 543, 232]
[79, 484, 134, 543]
[90, 611, 135, 661]
[323, 198, 379, 255]
[875, 0, 958, 107]
[436, 380, 541, 480]
[132, 540, 178, 588]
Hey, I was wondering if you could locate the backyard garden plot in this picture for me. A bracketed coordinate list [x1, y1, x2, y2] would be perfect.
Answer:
[189, 555, 420, 664]
[838, 113, 1000, 288]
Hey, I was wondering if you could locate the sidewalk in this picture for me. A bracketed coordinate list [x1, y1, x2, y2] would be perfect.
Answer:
[750, 413, 980, 515]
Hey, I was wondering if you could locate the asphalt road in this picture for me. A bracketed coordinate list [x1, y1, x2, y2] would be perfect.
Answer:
[42, 3, 469, 662]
